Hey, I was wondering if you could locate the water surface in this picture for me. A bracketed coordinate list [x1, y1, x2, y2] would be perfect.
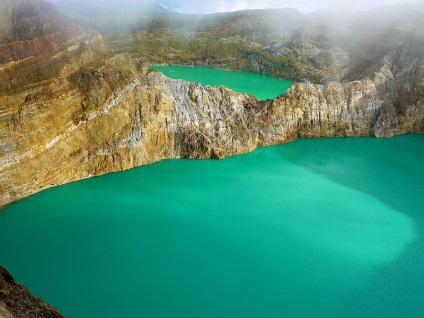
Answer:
[149, 65, 293, 100]
[0, 135, 423, 318]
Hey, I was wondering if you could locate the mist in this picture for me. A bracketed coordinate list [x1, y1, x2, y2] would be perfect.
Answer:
[49, 0, 424, 14]
[159, 0, 424, 14]
[46, 0, 424, 85]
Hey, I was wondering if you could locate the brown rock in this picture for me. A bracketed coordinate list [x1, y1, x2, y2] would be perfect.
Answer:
[0, 266, 64, 318]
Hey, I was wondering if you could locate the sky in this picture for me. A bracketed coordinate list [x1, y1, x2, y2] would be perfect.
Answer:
[157, 0, 423, 14]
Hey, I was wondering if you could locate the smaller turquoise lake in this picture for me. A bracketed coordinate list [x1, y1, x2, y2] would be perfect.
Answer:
[149, 65, 293, 100]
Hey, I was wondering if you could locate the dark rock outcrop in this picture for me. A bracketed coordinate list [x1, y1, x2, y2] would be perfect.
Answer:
[0, 266, 64, 318]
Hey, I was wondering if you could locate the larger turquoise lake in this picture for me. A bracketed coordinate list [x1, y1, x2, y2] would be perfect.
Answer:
[0, 67, 423, 318]
[1, 135, 423, 317]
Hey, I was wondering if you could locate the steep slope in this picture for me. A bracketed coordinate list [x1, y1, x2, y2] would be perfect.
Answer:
[0, 267, 64, 318]
[371, 18, 424, 137]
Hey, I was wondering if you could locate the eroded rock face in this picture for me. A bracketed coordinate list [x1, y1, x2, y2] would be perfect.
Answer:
[0, 0, 423, 209]
[372, 27, 424, 138]
[0, 266, 64, 318]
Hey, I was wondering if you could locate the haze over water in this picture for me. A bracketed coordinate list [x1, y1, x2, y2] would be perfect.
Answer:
[0, 67, 423, 318]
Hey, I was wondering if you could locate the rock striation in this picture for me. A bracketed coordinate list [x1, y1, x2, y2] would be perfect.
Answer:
[0, 0, 423, 210]
[0, 266, 64, 318]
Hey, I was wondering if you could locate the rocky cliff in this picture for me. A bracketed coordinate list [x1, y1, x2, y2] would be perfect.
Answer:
[0, 0, 423, 210]
[0, 266, 63, 318]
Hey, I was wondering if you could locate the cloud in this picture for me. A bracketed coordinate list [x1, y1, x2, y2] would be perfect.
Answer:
[159, 0, 424, 14]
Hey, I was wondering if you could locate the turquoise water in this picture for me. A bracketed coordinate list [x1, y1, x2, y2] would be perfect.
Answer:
[0, 135, 423, 317]
[149, 65, 293, 100]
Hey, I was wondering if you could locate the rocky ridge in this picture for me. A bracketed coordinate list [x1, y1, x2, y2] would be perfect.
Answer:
[2, 51, 422, 208]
